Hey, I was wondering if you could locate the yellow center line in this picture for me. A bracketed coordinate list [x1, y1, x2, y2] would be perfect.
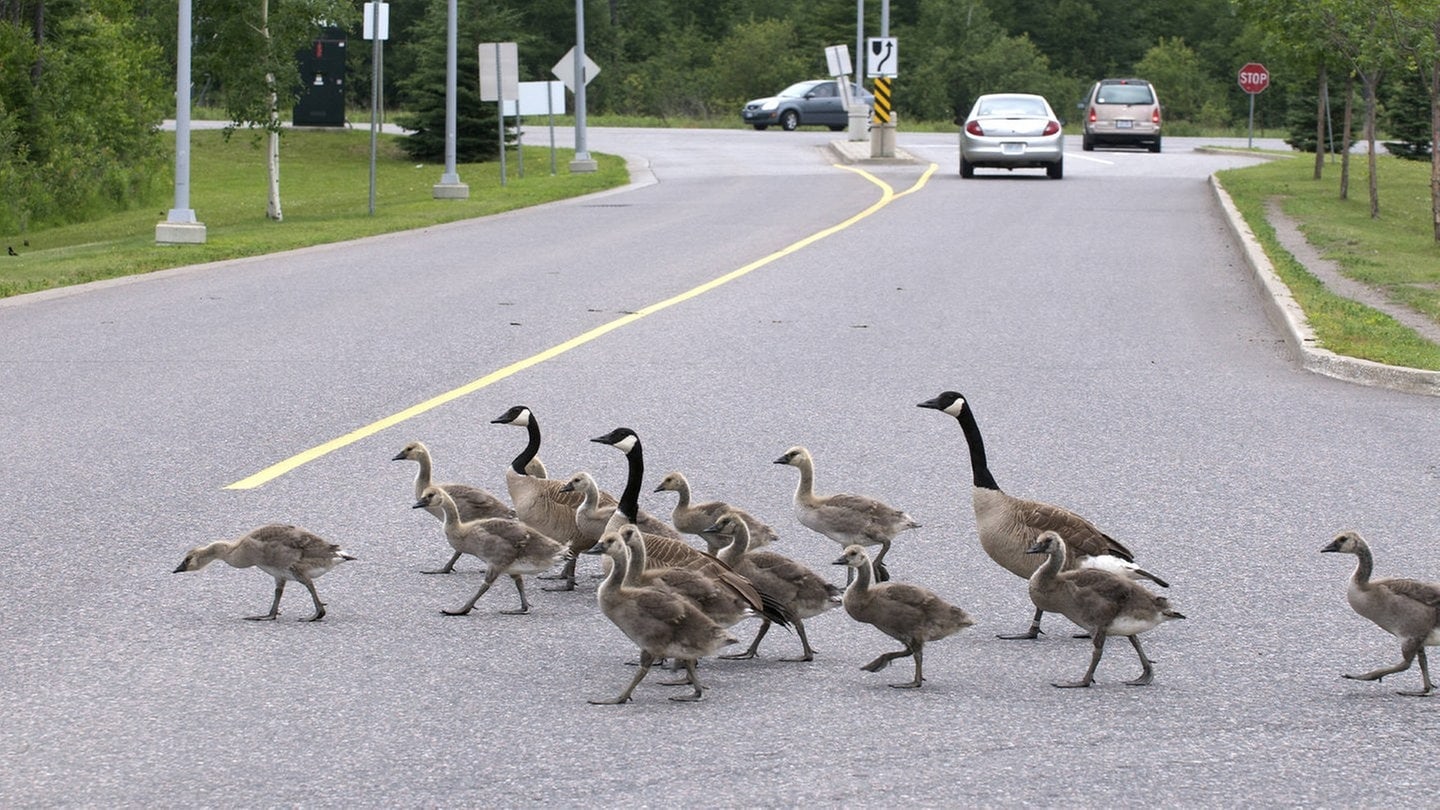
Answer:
[226, 161, 940, 490]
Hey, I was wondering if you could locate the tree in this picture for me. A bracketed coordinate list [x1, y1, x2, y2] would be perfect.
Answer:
[392, 0, 513, 162]
[1134, 38, 1220, 124]
[193, 0, 355, 221]
[1387, 0, 1440, 241]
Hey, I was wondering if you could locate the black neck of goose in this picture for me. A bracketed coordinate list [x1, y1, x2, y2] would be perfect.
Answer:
[509, 417, 542, 475]
[618, 440, 644, 523]
[956, 406, 1000, 491]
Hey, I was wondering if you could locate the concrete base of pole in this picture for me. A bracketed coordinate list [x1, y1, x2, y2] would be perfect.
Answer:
[432, 183, 470, 199]
[155, 221, 207, 244]
[847, 104, 870, 142]
[870, 121, 897, 158]
[568, 157, 598, 173]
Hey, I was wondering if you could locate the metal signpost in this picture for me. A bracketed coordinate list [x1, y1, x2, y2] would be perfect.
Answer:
[1238, 62, 1270, 149]
[866, 36, 898, 158]
[479, 42, 519, 186]
[551, 45, 600, 173]
[364, 1, 389, 214]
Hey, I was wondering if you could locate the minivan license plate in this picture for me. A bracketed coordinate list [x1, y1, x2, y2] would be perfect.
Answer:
[1116, 120, 1133, 129]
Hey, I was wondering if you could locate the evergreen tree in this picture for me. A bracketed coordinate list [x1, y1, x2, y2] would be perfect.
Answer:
[1383, 67, 1432, 161]
[394, 0, 511, 162]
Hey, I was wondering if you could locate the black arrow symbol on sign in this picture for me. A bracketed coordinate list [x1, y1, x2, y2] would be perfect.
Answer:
[871, 40, 894, 74]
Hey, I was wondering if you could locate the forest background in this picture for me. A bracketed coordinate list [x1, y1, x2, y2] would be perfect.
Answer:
[1, 0, 1436, 234]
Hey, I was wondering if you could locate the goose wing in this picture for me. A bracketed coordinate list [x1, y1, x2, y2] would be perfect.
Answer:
[1012, 496, 1134, 561]
[1379, 577, 1440, 610]
[442, 483, 515, 521]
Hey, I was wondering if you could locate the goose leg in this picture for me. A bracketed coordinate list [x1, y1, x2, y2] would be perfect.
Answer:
[782, 618, 817, 663]
[590, 651, 653, 705]
[659, 658, 699, 685]
[294, 573, 326, 622]
[540, 556, 577, 592]
[998, 608, 1045, 640]
[500, 574, 531, 615]
[721, 620, 771, 660]
[1400, 648, 1434, 697]
[862, 648, 913, 673]
[669, 659, 706, 702]
[891, 643, 924, 689]
[872, 541, 892, 583]
[246, 578, 285, 621]
[1343, 637, 1419, 685]
[442, 569, 501, 616]
[1055, 630, 1106, 688]
[1124, 635, 1154, 686]
[422, 550, 463, 575]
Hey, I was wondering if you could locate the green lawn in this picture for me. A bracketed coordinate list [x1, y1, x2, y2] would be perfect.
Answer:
[0, 129, 627, 298]
[1217, 153, 1440, 372]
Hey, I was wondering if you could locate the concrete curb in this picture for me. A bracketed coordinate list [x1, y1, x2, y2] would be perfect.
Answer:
[827, 138, 919, 165]
[1210, 175, 1440, 397]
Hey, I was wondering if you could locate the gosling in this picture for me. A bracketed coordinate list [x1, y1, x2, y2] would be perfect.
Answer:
[173, 523, 355, 622]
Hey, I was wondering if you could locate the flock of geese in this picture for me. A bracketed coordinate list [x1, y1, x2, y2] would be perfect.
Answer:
[173, 393, 1440, 702]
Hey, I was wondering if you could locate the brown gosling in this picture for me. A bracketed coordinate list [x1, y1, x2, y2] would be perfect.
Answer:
[1025, 531, 1184, 688]
[653, 470, 778, 553]
[413, 485, 565, 616]
[392, 440, 516, 574]
[584, 531, 739, 704]
[172, 523, 355, 622]
[707, 512, 840, 661]
[918, 391, 1169, 640]
[559, 470, 681, 544]
[775, 446, 918, 583]
[1321, 530, 1440, 697]
[832, 544, 973, 688]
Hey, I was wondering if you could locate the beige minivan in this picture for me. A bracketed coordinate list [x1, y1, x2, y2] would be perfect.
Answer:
[1081, 78, 1161, 152]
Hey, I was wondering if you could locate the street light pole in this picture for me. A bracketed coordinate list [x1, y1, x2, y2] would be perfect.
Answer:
[432, 0, 469, 198]
[569, 0, 596, 173]
[156, 0, 206, 244]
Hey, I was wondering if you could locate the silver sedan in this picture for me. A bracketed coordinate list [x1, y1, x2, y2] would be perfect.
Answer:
[958, 93, 1065, 179]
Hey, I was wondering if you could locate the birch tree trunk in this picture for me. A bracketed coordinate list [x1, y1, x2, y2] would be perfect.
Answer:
[1340, 73, 1355, 201]
[1362, 69, 1382, 219]
[262, 0, 282, 221]
[1314, 63, 1327, 180]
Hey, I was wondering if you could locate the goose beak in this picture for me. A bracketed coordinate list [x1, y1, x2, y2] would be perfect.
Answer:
[558, 482, 575, 493]
[411, 499, 428, 510]
[581, 545, 604, 555]
[172, 559, 190, 573]
[831, 555, 847, 566]
[772, 456, 788, 465]
[1320, 539, 1343, 553]
[390, 451, 406, 461]
[916, 396, 945, 410]
[651, 483, 664, 492]
[701, 521, 723, 534]
[1024, 541, 1047, 554]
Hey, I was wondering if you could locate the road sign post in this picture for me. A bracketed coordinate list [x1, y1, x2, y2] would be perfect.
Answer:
[1238, 62, 1270, 149]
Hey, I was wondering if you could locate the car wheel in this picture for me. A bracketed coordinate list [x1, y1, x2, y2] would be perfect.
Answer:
[828, 124, 845, 132]
[753, 124, 768, 131]
[1047, 159, 1063, 180]
[959, 156, 974, 178]
[780, 110, 799, 131]
[1149, 137, 1162, 153]
[1082, 133, 1094, 152]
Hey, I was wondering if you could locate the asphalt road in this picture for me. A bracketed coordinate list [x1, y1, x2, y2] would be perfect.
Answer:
[3, 127, 1438, 807]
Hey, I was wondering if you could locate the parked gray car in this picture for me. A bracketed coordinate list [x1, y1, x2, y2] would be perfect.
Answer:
[742, 80, 873, 131]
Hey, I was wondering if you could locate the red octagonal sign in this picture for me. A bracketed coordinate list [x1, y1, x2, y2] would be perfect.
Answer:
[1238, 62, 1270, 94]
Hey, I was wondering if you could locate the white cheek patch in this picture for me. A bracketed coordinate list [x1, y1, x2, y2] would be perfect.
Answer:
[514, 409, 532, 426]
[944, 399, 967, 417]
[613, 435, 637, 453]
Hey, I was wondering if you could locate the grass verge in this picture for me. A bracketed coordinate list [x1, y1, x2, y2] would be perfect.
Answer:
[0, 129, 627, 299]
[1216, 154, 1440, 371]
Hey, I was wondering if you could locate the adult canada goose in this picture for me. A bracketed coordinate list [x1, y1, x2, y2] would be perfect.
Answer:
[392, 440, 516, 574]
[708, 512, 841, 662]
[1025, 532, 1184, 688]
[492, 405, 619, 591]
[584, 532, 739, 703]
[654, 471, 778, 553]
[832, 545, 973, 688]
[172, 523, 355, 622]
[774, 445, 919, 583]
[918, 391, 1168, 639]
[591, 427, 792, 630]
[1321, 531, 1440, 697]
[413, 485, 565, 616]
[559, 470, 680, 543]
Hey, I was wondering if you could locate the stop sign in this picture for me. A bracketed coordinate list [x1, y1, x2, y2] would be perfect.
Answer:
[1238, 62, 1270, 94]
